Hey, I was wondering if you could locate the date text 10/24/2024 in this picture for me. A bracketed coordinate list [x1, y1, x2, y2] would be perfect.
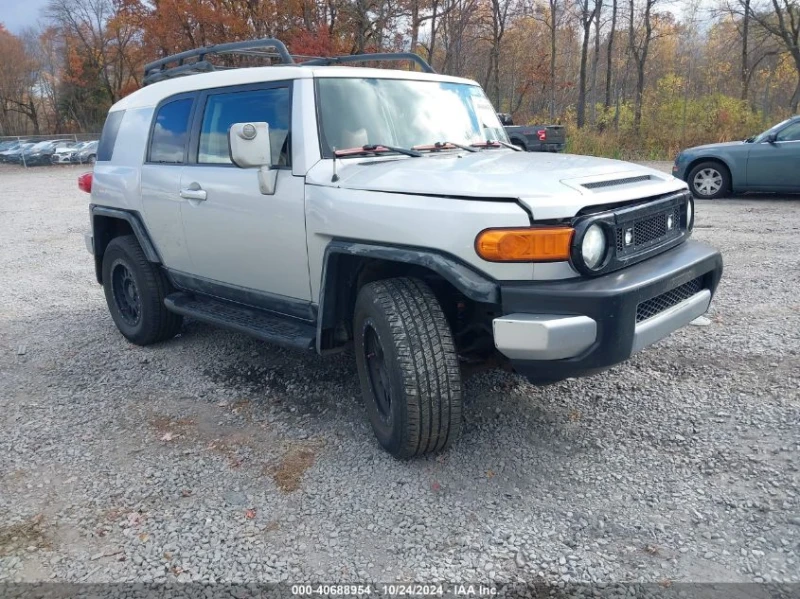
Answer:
[291, 584, 498, 596]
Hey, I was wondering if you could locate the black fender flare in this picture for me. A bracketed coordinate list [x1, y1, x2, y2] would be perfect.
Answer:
[90, 205, 161, 263]
[90, 206, 161, 283]
[316, 240, 500, 351]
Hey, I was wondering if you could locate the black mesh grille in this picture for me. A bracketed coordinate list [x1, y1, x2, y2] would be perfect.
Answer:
[616, 206, 682, 253]
[636, 277, 704, 323]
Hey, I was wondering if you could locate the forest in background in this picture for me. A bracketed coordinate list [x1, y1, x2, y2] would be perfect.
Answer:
[1, 0, 799, 159]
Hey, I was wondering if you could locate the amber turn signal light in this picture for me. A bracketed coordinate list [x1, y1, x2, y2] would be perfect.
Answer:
[475, 227, 574, 262]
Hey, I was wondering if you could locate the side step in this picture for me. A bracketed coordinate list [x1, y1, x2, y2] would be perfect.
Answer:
[164, 292, 315, 351]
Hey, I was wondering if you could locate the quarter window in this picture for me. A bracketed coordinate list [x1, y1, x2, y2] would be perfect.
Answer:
[198, 87, 291, 166]
[148, 98, 193, 164]
[97, 110, 125, 162]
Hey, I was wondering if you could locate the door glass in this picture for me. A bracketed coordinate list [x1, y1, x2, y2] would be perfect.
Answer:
[776, 122, 800, 142]
[148, 98, 193, 163]
[198, 88, 290, 166]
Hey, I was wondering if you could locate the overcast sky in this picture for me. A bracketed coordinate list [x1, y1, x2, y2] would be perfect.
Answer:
[2, 0, 50, 34]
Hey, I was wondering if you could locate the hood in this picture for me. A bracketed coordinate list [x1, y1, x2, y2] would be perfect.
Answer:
[307, 150, 687, 219]
[684, 141, 745, 153]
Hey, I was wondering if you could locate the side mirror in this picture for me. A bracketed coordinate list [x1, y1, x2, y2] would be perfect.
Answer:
[765, 132, 778, 144]
[228, 122, 277, 195]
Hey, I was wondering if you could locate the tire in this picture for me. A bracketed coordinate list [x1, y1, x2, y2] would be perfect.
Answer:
[687, 161, 730, 200]
[511, 139, 527, 151]
[353, 277, 463, 458]
[102, 235, 182, 345]
[88, 154, 96, 164]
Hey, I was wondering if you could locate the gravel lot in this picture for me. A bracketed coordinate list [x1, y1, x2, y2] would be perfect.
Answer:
[1, 162, 799, 587]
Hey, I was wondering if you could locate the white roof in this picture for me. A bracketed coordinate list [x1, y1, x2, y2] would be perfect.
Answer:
[112, 65, 479, 111]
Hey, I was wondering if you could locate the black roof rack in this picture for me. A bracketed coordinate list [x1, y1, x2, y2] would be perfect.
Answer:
[143, 39, 295, 86]
[301, 53, 435, 73]
[143, 38, 436, 85]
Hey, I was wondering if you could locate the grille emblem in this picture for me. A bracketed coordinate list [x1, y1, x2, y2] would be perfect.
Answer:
[624, 228, 634, 246]
[666, 215, 675, 230]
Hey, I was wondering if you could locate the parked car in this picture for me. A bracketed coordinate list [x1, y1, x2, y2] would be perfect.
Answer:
[1, 142, 37, 163]
[0, 141, 33, 163]
[0, 140, 24, 152]
[498, 113, 566, 152]
[51, 142, 82, 164]
[81, 39, 722, 458]
[15, 140, 74, 166]
[71, 140, 98, 164]
[673, 115, 800, 199]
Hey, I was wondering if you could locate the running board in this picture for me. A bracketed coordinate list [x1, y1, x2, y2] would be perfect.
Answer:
[164, 292, 315, 351]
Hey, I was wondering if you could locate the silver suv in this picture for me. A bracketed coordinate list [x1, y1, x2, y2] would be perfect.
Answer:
[81, 39, 723, 458]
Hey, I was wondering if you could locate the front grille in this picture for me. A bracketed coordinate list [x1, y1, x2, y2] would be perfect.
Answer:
[636, 277, 703, 323]
[616, 205, 682, 254]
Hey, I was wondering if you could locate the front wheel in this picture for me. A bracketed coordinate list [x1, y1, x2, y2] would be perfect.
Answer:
[688, 161, 730, 200]
[354, 277, 463, 458]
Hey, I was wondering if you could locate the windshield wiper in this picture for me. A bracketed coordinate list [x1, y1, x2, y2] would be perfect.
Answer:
[333, 144, 423, 158]
[470, 140, 522, 151]
[413, 141, 477, 153]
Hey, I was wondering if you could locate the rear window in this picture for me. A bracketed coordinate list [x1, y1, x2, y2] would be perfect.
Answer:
[148, 98, 193, 164]
[97, 110, 125, 162]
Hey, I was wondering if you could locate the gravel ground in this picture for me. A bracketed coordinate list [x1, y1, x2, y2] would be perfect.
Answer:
[0, 162, 798, 587]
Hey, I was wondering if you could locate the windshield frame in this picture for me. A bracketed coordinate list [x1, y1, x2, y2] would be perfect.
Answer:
[313, 76, 507, 159]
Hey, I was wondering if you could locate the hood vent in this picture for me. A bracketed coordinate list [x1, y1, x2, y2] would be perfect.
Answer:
[582, 175, 652, 190]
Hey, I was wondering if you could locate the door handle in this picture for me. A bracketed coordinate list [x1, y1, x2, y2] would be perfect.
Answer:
[180, 186, 207, 201]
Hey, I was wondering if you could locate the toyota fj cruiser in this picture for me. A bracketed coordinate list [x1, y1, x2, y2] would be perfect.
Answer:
[82, 39, 723, 458]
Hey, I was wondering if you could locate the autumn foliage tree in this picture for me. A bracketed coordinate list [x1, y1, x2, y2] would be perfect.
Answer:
[1, 0, 799, 157]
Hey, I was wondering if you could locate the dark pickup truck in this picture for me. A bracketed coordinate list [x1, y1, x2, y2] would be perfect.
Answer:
[498, 113, 566, 152]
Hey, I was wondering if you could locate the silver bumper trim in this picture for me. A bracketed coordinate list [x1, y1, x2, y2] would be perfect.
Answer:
[492, 314, 597, 360]
[84, 232, 94, 255]
[632, 289, 711, 353]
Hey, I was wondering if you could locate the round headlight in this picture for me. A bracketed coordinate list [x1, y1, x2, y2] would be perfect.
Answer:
[581, 224, 607, 270]
[686, 197, 694, 229]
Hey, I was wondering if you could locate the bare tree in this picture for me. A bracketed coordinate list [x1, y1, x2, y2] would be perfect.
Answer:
[589, 0, 603, 124]
[628, 0, 658, 133]
[604, 0, 617, 108]
[572, 0, 602, 127]
[740, 0, 800, 110]
[532, 0, 563, 119]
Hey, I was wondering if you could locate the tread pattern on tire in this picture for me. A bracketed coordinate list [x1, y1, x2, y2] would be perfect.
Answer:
[362, 277, 462, 457]
[103, 235, 182, 345]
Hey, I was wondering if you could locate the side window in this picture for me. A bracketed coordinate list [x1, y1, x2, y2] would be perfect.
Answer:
[776, 122, 800, 142]
[198, 87, 290, 166]
[148, 98, 193, 164]
[97, 110, 125, 162]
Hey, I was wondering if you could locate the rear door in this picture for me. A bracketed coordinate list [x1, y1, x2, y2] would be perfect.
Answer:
[140, 93, 196, 273]
[746, 121, 800, 191]
[176, 81, 312, 315]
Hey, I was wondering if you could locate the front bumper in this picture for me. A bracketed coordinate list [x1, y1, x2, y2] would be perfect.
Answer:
[531, 143, 566, 153]
[494, 240, 723, 381]
[672, 159, 689, 181]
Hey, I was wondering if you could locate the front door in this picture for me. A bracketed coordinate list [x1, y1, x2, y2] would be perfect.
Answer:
[177, 82, 312, 317]
[746, 121, 800, 191]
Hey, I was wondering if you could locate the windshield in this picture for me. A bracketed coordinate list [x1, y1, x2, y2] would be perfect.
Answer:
[29, 142, 52, 152]
[752, 118, 794, 143]
[317, 78, 507, 157]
